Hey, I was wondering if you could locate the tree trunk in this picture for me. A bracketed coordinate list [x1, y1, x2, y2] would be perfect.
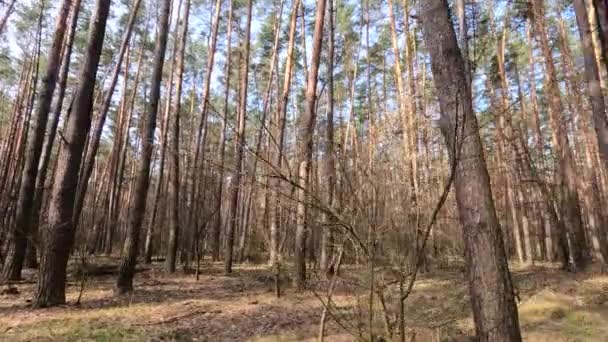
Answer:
[1, 0, 72, 282]
[387, 0, 410, 181]
[593, 0, 608, 69]
[320, 0, 335, 271]
[294, 0, 326, 290]
[419, 1, 522, 340]
[560, 8, 608, 265]
[202, 0, 224, 262]
[0, 0, 16, 36]
[575, 0, 608, 173]
[21, 1, 46, 270]
[531, 0, 588, 271]
[30, 0, 83, 265]
[166, 0, 190, 273]
[72, 0, 142, 228]
[190, 0, 223, 260]
[495, 18, 532, 264]
[115, 0, 171, 294]
[225, 0, 253, 274]
[268, 0, 300, 269]
[103, 42, 135, 255]
[214, 0, 234, 264]
[34, 0, 111, 307]
[144, 0, 180, 263]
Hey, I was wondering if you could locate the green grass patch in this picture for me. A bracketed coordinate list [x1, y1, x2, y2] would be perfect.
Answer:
[3, 318, 145, 342]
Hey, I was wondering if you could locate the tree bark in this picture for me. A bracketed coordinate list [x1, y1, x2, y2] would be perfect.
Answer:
[214, 0, 234, 265]
[593, 0, 608, 69]
[166, 0, 190, 273]
[495, 17, 532, 264]
[294, 0, 326, 290]
[320, 0, 335, 271]
[34, 0, 111, 307]
[559, 10, 608, 265]
[201, 0, 224, 262]
[531, 0, 588, 271]
[0, 0, 16, 36]
[1, 0, 72, 282]
[29, 0, 83, 265]
[419, 1, 522, 340]
[72, 0, 142, 228]
[225, 0, 253, 274]
[115, 0, 171, 294]
[574, 0, 608, 173]
[268, 0, 300, 269]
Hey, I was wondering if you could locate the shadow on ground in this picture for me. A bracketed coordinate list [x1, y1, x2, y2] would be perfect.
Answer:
[1, 259, 608, 341]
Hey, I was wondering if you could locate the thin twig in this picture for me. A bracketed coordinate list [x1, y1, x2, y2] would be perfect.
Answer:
[132, 310, 217, 326]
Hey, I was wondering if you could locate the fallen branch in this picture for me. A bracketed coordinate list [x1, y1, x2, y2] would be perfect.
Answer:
[0, 280, 36, 286]
[133, 310, 220, 326]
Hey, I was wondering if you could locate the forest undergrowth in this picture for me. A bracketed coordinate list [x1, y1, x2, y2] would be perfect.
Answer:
[2, 258, 608, 341]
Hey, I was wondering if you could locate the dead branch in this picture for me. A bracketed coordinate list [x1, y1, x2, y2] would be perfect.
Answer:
[132, 310, 220, 326]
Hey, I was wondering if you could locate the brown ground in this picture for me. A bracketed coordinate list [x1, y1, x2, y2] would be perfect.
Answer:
[1, 258, 608, 341]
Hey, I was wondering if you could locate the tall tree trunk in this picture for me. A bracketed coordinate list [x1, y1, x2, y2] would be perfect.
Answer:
[225, 0, 253, 274]
[34, 0, 111, 308]
[22, 1, 46, 270]
[144, 0, 181, 264]
[30, 0, 83, 266]
[419, 1, 522, 340]
[103, 43, 134, 255]
[0, 0, 16, 36]
[72, 0, 142, 228]
[1, 0, 71, 282]
[188, 0, 222, 261]
[166, 0, 190, 273]
[294, 0, 326, 290]
[268, 0, 300, 269]
[526, 18, 545, 169]
[531, 0, 588, 271]
[0, 62, 29, 220]
[115, 0, 171, 294]
[320, 0, 335, 271]
[105, 37, 145, 256]
[404, 0, 418, 219]
[200, 0, 224, 262]
[214, 0, 234, 264]
[387, 0, 410, 179]
[593, 0, 608, 69]
[239, 0, 284, 266]
[574, 0, 608, 173]
[495, 17, 532, 264]
[3, 33, 41, 248]
[560, 10, 608, 265]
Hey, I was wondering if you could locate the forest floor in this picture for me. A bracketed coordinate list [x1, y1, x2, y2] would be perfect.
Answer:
[1, 257, 608, 341]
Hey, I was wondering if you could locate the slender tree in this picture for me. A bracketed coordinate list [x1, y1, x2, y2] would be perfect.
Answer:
[214, 0, 234, 265]
[30, 0, 83, 265]
[294, 0, 326, 290]
[34, 0, 112, 307]
[72, 0, 143, 227]
[593, 0, 608, 68]
[268, 0, 300, 269]
[225, 0, 253, 274]
[1, 0, 72, 282]
[419, 0, 522, 340]
[320, 0, 335, 270]
[166, 0, 190, 273]
[574, 0, 608, 172]
[115, 0, 171, 294]
[531, 0, 588, 270]
[0, 0, 16, 36]
[199, 0, 223, 262]
[144, 0, 181, 264]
